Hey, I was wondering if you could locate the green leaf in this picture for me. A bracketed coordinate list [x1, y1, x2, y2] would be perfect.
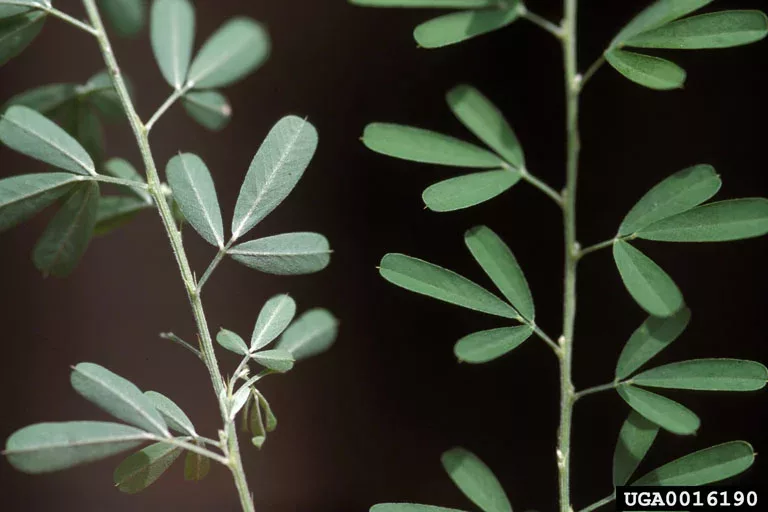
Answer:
[0, 105, 95, 175]
[371, 506, 467, 512]
[75, 105, 105, 164]
[187, 17, 269, 89]
[380, 254, 519, 319]
[617, 384, 700, 435]
[33, 182, 99, 277]
[0, 10, 45, 67]
[454, 325, 533, 364]
[633, 441, 755, 486]
[113, 442, 182, 494]
[0, 172, 80, 232]
[423, 170, 520, 212]
[251, 349, 295, 373]
[229, 232, 331, 275]
[414, 6, 521, 49]
[613, 411, 660, 486]
[605, 49, 686, 90]
[94, 195, 151, 236]
[612, 0, 715, 45]
[184, 450, 210, 481]
[166, 153, 224, 247]
[251, 435, 266, 449]
[619, 165, 721, 236]
[229, 383, 252, 421]
[632, 359, 768, 391]
[151, 0, 194, 89]
[625, 10, 768, 50]
[4, 83, 77, 115]
[446, 84, 524, 168]
[464, 225, 533, 319]
[247, 392, 265, 436]
[613, 240, 684, 318]
[231, 116, 317, 239]
[637, 198, 768, 242]
[182, 90, 231, 131]
[349, 0, 494, 7]
[441, 447, 511, 512]
[143, 391, 196, 437]
[251, 294, 297, 352]
[4, 421, 152, 474]
[216, 328, 249, 356]
[276, 308, 339, 360]
[362, 123, 502, 168]
[0, 4, 34, 19]
[104, 157, 150, 203]
[82, 70, 126, 122]
[99, 0, 146, 37]
[615, 308, 691, 381]
[70, 362, 170, 437]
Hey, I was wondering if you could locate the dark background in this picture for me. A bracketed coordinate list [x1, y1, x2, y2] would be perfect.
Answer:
[1, 1, 767, 511]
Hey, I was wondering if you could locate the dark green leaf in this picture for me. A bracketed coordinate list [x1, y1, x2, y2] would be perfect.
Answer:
[0, 10, 45, 67]
[103, 157, 150, 202]
[637, 198, 768, 242]
[4, 421, 152, 473]
[216, 328, 248, 356]
[349, 0, 493, 6]
[251, 294, 296, 352]
[0, 5, 33, 19]
[151, 0, 195, 89]
[182, 90, 231, 131]
[74, 105, 105, 164]
[423, 170, 520, 212]
[441, 447, 511, 512]
[616, 308, 691, 380]
[276, 308, 338, 360]
[619, 165, 721, 236]
[187, 17, 269, 89]
[613, 411, 660, 486]
[4, 83, 77, 115]
[247, 392, 265, 436]
[70, 362, 170, 437]
[184, 450, 210, 481]
[379, 253, 519, 319]
[94, 195, 151, 236]
[632, 359, 768, 391]
[605, 49, 686, 90]
[617, 384, 700, 435]
[464, 225, 533, 319]
[612, 0, 714, 45]
[251, 348, 295, 373]
[229, 232, 331, 275]
[362, 123, 502, 168]
[114, 442, 182, 494]
[82, 71, 126, 122]
[414, 6, 521, 49]
[454, 326, 533, 364]
[99, 0, 146, 37]
[33, 182, 99, 277]
[0, 172, 80, 232]
[613, 240, 684, 317]
[143, 391, 196, 437]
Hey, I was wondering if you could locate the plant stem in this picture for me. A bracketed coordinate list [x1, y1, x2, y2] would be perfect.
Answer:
[574, 381, 618, 401]
[581, 55, 606, 89]
[578, 492, 616, 512]
[159, 332, 203, 359]
[89, 174, 150, 190]
[518, 167, 564, 207]
[558, 0, 580, 511]
[198, 241, 233, 293]
[80, 2, 255, 510]
[28, 2, 98, 35]
[578, 238, 616, 259]
[521, 8, 563, 38]
[149, 435, 230, 466]
[146, 86, 190, 134]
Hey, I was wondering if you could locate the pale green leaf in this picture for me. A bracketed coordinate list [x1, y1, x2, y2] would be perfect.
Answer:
[362, 123, 502, 168]
[4, 421, 152, 474]
[151, 0, 195, 89]
[104, 157, 150, 202]
[229, 232, 331, 275]
[216, 328, 248, 356]
[637, 198, 768, 242]
[99, 0, 146, 37]
[632, 359, 768, 391]
[166, 153, 224, 247]
[414, 6, 521, 49]
[454, 325, 533, 364]
[613, 411, 660, 486]
[33, 182, 99, 277]
[143, 391, 196, 437]
[371, 506, 467, 512]
[617, 384, 700, 435]
[605, 49, 686, 90]
[349, 0, 493, 7]
[379, 253, 519, 319]
[251, 435, 266, 449]
[0, 172, 80, 232]
[184, 450, 210, 481]
[0, 3, 40, 19]
[229, 383, 252, 421]
[247, 392, 264, 436]
[423, 170, 520, 212]
[251, 348, 295, 373]
[446, 84, 523, 168]
[251, 294, 297, 351]
[188, 17, 269, 89]
[276, 308, 339, 360]
[70, 362, 170, 437]
[114, 442, 182, 494]
[613, 240, 684, 317]
[4, 83, 77, 114]
[464, 225, 533, 319]
[94, 195, 151, 236]
[612, 0, 715, 45]
[182, 90, 231, 131]
[255, 390, 277, 432]
[619, 165, 721, 236]
[441, 447, 511, 512]
[633, 441, 755, 486]
[616, 308, 691, 380]
[231, 116, 317, 239]
[0, 10, 45, 67]
[0, 105, 95, 175]
[625, 11, 768, 50]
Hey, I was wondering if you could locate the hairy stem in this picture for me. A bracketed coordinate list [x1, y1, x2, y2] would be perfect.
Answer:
[579, 492, 616, 512]
[146, 86, 191, 134]
[80, 2, 255, 510]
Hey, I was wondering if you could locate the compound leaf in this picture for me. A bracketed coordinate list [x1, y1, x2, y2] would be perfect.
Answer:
[612, 0, 714, 45]
[216, 328, 249, 356]
[251, 349, 295, 373]
[454, 325, 533, 364]
[184, 450, 210, 481]
[617, 384, 700, 435]
[0, 172, 80, 233]
[423, 170, 520, 212]
[151, 0, 195, 89]
[276, 308, 338, 361]
[229, 232, 331, 275]
[631, 359, 768, 391]
[0, 10, 45, 67]
[613, 411, 660, 486]
[441, 447, 512, 512]
[143, 391, 196, 437]
[113, 442, 182, 494]
[99, 0, 146, 37]
[414, 6, 521, 49]
[182, 90, 231, 131]
[251, 294, 297, 351]
[605, 49, 686, 90]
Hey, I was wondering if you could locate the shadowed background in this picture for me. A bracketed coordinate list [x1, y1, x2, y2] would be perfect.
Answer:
[1, 0, 767, 511]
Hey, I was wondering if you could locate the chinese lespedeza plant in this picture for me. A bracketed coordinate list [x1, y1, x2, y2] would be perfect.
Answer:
[350, 1, 768, 511]
[0, 1, 337, 510]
